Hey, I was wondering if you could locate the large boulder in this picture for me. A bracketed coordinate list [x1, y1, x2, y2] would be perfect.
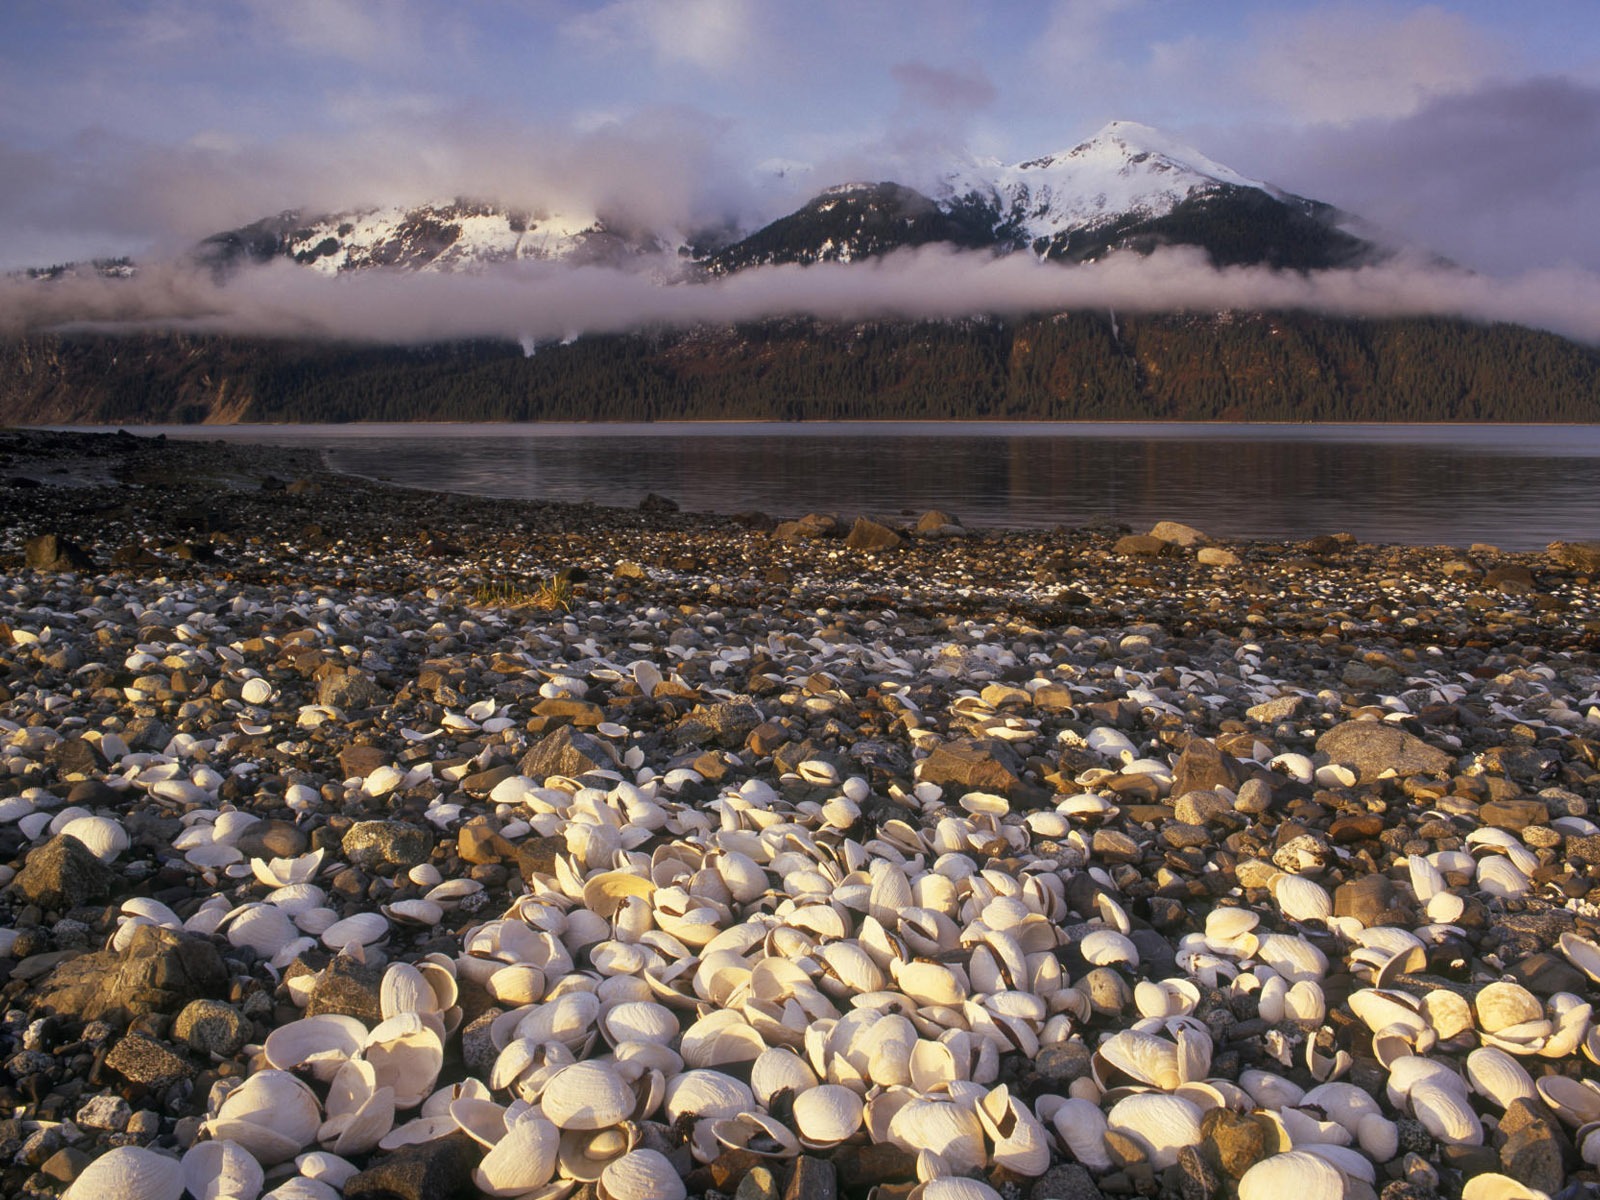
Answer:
[1316, 720, 1454, 784]
[1148, 520, 1211, 547]
[12, 835, 117, 911]
[341, 821, 434, 874]
[34, 925, 227, 1024]
[24, 534, 94, 573]
[916, 738, 1024, 796]
[844, 517, 904, 553]
[518, 724, 614, 780]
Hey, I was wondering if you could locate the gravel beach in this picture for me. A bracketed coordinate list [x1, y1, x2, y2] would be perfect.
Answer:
[3, 426, 1600, 1200]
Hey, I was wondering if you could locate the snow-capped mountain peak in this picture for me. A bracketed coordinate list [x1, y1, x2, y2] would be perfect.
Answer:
[195, 198, 673, 276]
[935, 119, 1279, 251]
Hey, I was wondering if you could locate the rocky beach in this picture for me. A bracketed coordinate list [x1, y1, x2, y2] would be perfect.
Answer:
[2, 426, 1600, 1200]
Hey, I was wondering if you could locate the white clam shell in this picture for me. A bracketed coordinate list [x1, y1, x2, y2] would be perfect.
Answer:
[363, 1013, 444, 1110]
[472, 1115, 559, 1196]
[321, 911, 388, 951]
[540, 1061, 639, 1130]
[1466, 1046, 1536, 1109]
[59, 815, 129, 863]
[1410, 1079, 1483, 1145]
[599, 1148, 686, 1200]
[264, 1014, 368, 1081]
[792, 1083, 864, 1148]
[662, 1070, 755, 1124]
[65, 1146, 184, 1200]
[209, 1069, 323, 1165]
[1237, 1150, 1346, 1200]
[751, 1046, 820, 1108]
[1105, 1093, 1203, 1171]
[888, 1100, 987, 1173]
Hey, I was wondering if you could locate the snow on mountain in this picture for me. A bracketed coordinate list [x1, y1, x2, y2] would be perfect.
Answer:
[198, 200, 674, 276]
[188, 120, 1359, 278]
[934, 120, 1281, 249]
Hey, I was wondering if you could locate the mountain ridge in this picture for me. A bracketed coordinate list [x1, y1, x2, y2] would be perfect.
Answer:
[161, 119, 1387, 281]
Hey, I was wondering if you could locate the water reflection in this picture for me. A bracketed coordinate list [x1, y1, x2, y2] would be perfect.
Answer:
[140, 422, 1600, 551]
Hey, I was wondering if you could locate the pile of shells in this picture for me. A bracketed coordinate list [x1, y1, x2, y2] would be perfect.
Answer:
[7, 431, 1600, 1199]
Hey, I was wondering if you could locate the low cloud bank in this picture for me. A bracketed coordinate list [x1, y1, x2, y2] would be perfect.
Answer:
[4, 245, 1600, 348]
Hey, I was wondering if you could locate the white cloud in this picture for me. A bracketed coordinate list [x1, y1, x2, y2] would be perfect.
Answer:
[564, 0, 758, 75]
[1248, 4, 1505, 123]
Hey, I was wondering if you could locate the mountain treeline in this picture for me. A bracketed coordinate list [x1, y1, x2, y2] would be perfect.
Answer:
[2, 311, 1598, 425]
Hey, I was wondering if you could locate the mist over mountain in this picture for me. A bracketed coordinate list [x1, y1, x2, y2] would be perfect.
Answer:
[181, 121, 1385, 282]
[6, 119, 1600, 426]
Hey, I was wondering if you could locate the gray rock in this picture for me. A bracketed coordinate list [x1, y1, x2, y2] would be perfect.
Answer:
[232, 820, 308, 860]
[105, 1033, 192, 1088]
[1316, 720, 1454, 783]
[916, 737, 1023, 796]
[11, 835, 117, 911]
[343, 1132, 479, 1200]
[1170, 738, 1245, 798]
[172, 999, 250, 1058]
[1149, 520, 1210, 546]
[675, 698, 765, 749]
[34, 925, 227, 1024]
[74, 1095, 131, 1132]
[1548, 540, 1600, 572]
[315, 667, 388, 710]
[783, 1155, 837, 1200]
[1032, 1163, 1103, 1200]
[844, 517, 903, 553]
[519, 724, 613, 780]
[24, 533, 93, 572]
[341, 820, 434, 873]
[306, 954, 384, 1024]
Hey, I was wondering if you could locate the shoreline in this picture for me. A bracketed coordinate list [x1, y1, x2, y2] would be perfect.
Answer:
[1, 426, 1600, 1197]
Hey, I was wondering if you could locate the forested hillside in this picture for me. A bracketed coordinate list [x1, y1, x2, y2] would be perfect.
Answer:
[2, 311, 1597, 425]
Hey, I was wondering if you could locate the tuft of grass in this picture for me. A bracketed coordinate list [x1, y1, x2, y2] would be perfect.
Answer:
[473, 573, 574, 612]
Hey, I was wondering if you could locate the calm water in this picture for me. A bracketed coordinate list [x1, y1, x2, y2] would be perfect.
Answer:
[135, 422, 1600, 551]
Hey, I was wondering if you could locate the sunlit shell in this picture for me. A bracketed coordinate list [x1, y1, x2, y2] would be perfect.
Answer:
[1466, 1047, 1536, 1109]
[265, 1014, 368, 1081]
[977, 1085, 1050, 1176]
[225, 904, 299, 958]
[1536, 1075, 1600, 1126]
[209, 1069, 323, 1165]
[751, 1046, 820, 1108]
[1461, 1174, 1555, 1200]
[1080, 929, 1138, 968]
[1106, 1093, 1203, 1171]
[59, 815, 129, 864]
[363, 1014, 444, 1110]
[321, 912, 388, 952]
[599, 1148, 687, 1200]
[472, 1115, 559, 1197]
[1237, 1151, 1346, 1200]
[540, 1062, 639, 1130]
[559, 1123, 641, 1181]
[1474, 982, 1544, 1036]
[1272, 874, 1332, 923]
[64, 1146, 183, 1200]
[182, 1141, 263, 1200]
[1040, 1095, 1111, 1171]
[1093, 1029, 1179, 1091]
[888, 1100, 987, 1173]
[1559, 932, 1600, 984]
[662, 1070, 755, 1124]
[792, 1083, 864, 1149]
[1410, 1080, 1483, 1145]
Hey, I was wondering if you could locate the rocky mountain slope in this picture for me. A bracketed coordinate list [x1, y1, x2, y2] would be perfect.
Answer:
[180, 121, 1377, 279]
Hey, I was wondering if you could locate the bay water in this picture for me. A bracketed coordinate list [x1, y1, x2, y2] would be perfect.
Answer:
[142, 422, 1600, 551]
